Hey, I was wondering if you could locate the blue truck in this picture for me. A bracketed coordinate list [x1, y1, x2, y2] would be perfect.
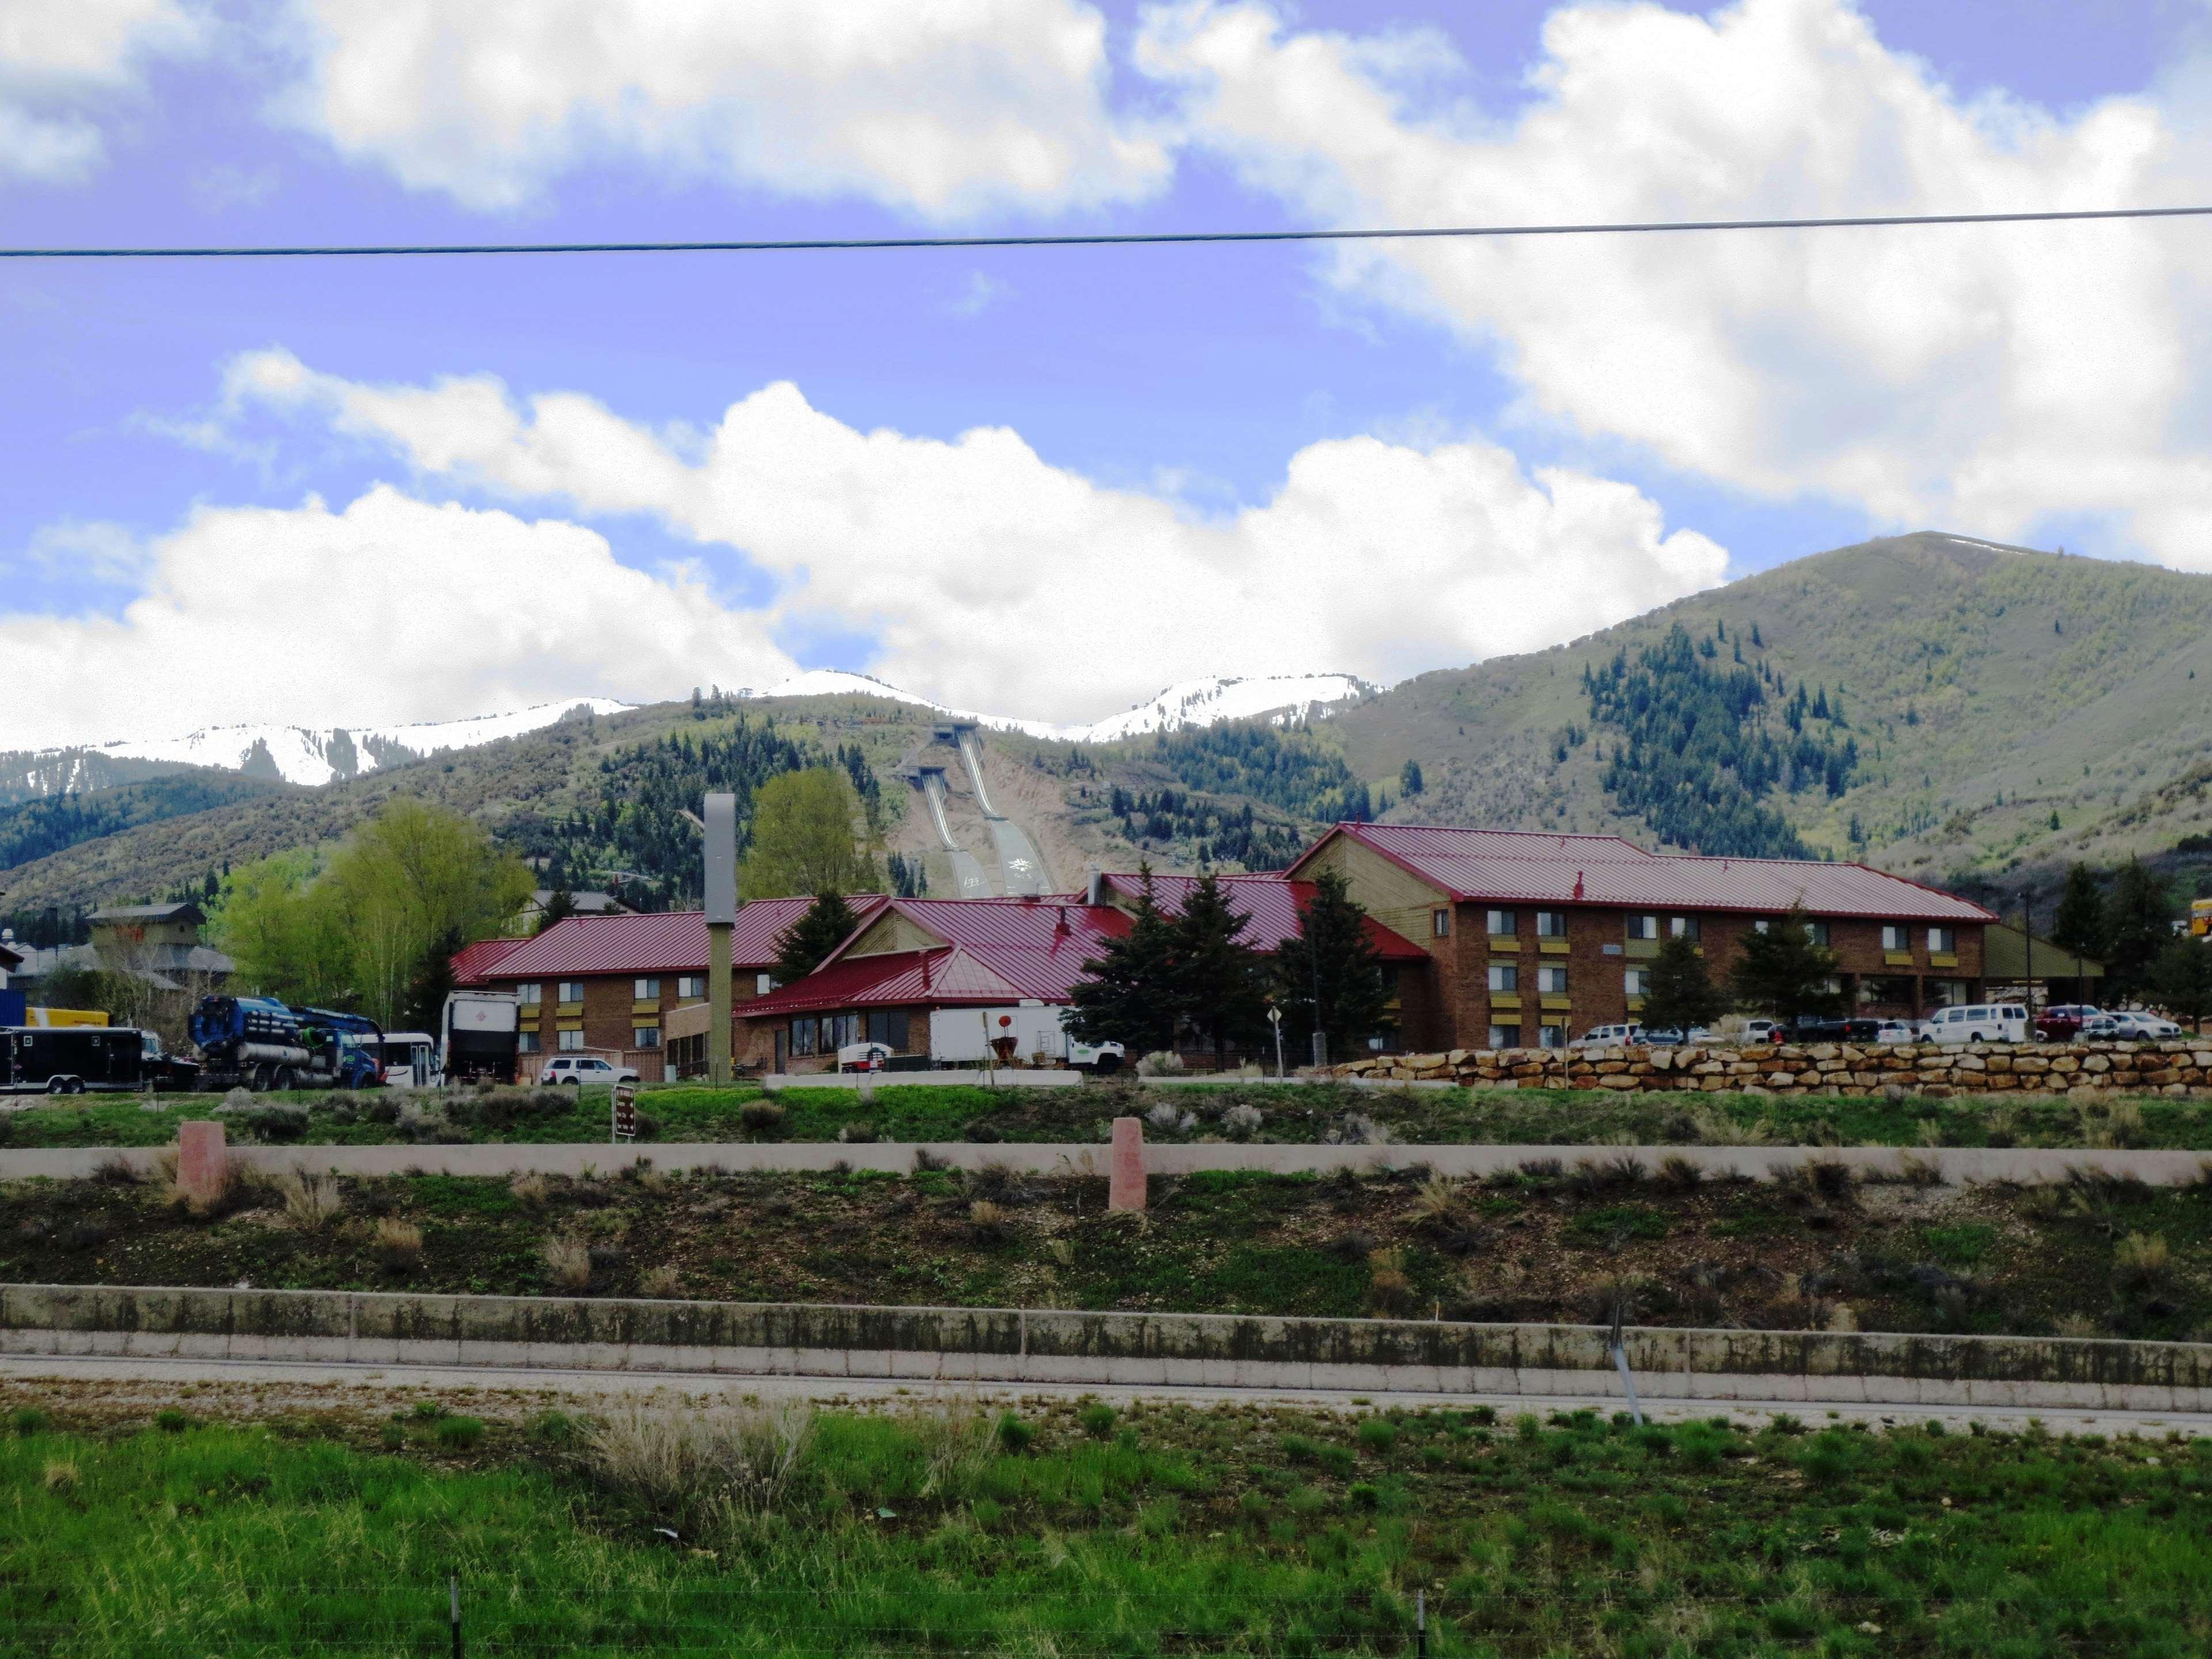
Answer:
[187, 995, 385, 1091]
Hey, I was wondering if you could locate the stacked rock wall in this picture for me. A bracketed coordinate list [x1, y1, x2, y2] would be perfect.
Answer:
[1339, 1040, 2212, 1100]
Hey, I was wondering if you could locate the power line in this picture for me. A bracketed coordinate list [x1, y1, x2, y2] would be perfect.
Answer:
[4, 203, 2211, 260]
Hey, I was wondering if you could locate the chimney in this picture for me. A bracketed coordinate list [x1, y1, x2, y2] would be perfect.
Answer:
[1085, 863, 1104, 906]
[1573, 871, 1585, 900]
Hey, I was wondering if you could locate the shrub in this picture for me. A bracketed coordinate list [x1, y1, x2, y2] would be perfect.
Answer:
[246, 1104, 309, 1143]
[1411, 1176, 1465, 1228]
[968, 1200, 1012, 1242]
[739, 1099, 786, 1135]
[362, 1097, 402, 1126]
[370, 1218, 424, 1273]
[1135, 1051, 1184, 1078]
[1657, 1154, 1703, 1190]
[963, 1120, 1001, 1143]
[154, 1408, 191, 1434]
[1223, 1103, 1264, 1140]
[277, 1171, 344, 1229]
[434, 1415, 487, 1450]
[528, 1410, 577, 1446]
[582, 1403, 813, 1524]
[995, 1412, 1035, 1454]
[1357, 1418, 1398, 1456]
[12, 1408, 50, 1435]
[2115, 1231, 2173, 1290]
[92, 1152, 143, 1186]
[43, 1460, 77, 1492]
[1145, 1101, 1196, 1135]
[540, 1236, 592, 1291]
[836, 1122, 879, 1143]
[1078, 1403, 1117, 1439]
[380, 1419, 406, 1449]
[640, 1264, 683, 1299]
[1366, 1247, 1413, 1315]
[509, 1173, 550, 1209]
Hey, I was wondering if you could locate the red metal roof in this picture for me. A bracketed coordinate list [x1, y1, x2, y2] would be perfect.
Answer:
[449, 937, 528, 986]
[741, 946, 1032, 1018]
[475, 897, 887, 980]
[1096, 872, 1429, 961]
[1289, 823, 1994, 923]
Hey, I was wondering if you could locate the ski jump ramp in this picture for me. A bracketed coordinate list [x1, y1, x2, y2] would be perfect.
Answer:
[918, 768, 992, 899]
[957, 729, 1047, 896]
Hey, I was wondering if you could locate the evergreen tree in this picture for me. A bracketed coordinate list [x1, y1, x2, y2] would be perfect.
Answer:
[1728, 904, 1844, 1022]
[1639, 933, 1725, 1034]
[1399, 758, 1425, 797]
[403, 926, 464, 1035]
[2105, 858, 2173, 998]
[1065, 866, 1183, 1055]
[535, 888, 578, 934]
[2051, 863, 2108, 963]
[773, 891, 861, 984]
[1272, 868, 1388, 1063]
[1172, 872, 1268, 1065]
[2150, 937, 2212, 1033]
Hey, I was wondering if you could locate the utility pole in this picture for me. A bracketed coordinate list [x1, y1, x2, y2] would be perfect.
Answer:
[704, 793, 736, 1085]
[2024, 888, 2036, 1018]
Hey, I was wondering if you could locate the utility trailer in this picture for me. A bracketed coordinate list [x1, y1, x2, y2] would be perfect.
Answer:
[926, 1005, 1124, 1073]
[0, 1024, 148, 1094]
[188, 996, 384, 1092]
[442, 990, 521, 1085]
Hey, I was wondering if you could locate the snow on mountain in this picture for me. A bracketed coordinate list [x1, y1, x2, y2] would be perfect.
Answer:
[76, 698, 635, 787]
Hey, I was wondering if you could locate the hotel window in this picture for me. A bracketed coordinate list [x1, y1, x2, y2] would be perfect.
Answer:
[1803, 919, 1831, 947]
[826, 1013, 861, 1051]
[632, 1027, 661, 1048]
[1537, 964, 1570, 995]
[558, 980, 584, 1004]
[556, 1029, 586, 1052]
[517, 1031, 541, 1054]
[1624, 968, 1651, 998]
[634, 976, 661, 999]
[1627, 914, 1659, 941]
[1487, 1024, 1522, 1050]
[1881, 924, 1908, 951]
[1536, 1025, 1566, 1050]
[1669, 915, 1700, 941]
[1536, 910, 1569, 938]
[677, 975, 706, 999]
[518, 983, 542, 1006]
[1487, 962, 1518, 993]
[1928, 926, 1956, 953]
[1486, 909, 1516, 937]
[791, 1017, 819, 1056]
[1431, 908, 1450, 938]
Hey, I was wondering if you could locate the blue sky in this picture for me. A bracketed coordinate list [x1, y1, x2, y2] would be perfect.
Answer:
[4, 0, 2209, 744]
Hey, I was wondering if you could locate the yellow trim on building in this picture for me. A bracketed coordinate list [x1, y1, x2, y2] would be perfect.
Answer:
[1539, 940, 1570, 955]
[1929, 953, 1958, 968]
[631, 999, 661, 1016]
[1624, 938, 1660, 959]
[1490, 994, 1521, 1011]
[557, 1001, 584, 1017]
[1540, 994, 1572, 1011]
[1883, 952, 1913, 967]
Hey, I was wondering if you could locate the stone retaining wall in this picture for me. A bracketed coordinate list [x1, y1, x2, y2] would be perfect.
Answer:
[1342, 1039, 2212, 1099]
[6, 1284, 2211, 1413]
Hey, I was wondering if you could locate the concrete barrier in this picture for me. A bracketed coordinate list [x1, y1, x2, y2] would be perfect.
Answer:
[763, 1070, 1084, 1090]
[5, 1283, 2211, 1413]
[5, 1139, 2208, 1187]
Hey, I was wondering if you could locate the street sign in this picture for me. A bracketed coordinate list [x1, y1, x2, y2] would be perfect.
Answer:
[612, 1082, 638, 1143]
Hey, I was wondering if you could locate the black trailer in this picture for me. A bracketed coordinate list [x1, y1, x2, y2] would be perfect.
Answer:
[1, 1025, 147, 1094]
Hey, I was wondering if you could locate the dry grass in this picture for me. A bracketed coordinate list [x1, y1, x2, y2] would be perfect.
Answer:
[581, 1402, 813, 1524]
[2054, 1312, 2103, 1338]
[276, 1171, 344, 1230]
[369, 1218, 423, 1273]
[1410, 1176, 1465, 1226]
[43, 1460, 76, 1492]
[896, 1398, 995, 1497]
[968, 1200, 1011, 1242]
[2114, 1230, 2173, 1290]
[1366, 1246, 1412, 1315]
[542, 1236, 593, 1291]
[509, 1173, 551, 1209]
[639, 1264, 683, 1299]
[1656, 1154, 1703, 1190]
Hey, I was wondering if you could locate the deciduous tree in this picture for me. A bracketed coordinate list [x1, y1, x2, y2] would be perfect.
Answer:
[737, 769, 882, 900]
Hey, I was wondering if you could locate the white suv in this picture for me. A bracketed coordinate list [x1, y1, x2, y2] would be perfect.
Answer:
[540, 1055, 639, 1086]
[1571, 1023, 1642, 1050]
[1921, 1003, 2029, 1046]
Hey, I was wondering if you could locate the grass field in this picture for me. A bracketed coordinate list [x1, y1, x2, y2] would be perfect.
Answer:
[5, 1392, 2211, 1657]
[9, 1079, 2212, 1152]
[9, 1159, 2212, 1340]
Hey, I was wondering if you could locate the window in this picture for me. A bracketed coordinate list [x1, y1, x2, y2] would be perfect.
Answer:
[791, 1017, 819, 1057]
[1928, 926, 1956, 954]
[1487, 1024, 1522, 1050]
[1538, 964, 1570, 995]
[633, 1027, 661, 1048]
[1624, 968, 1650, 998]
[556, 1029, 586, 1052]
[1669, 915, 1700, 941]
[518, 1031, 541, 1054]
[1627, 914, 1659, 941]
[518, 983, 542, 1006]
[1536, 911, 1568, 938]
[677, 975, 706, 999]
[1486, 909, 1516, 937]
[1431, 908, 1450, 938]
[1881, 924, 1908, 951]
[827, 1013, 861, 1051]
[864, 1009, 910, 1048]
[1536, 1025, 1566, 1050]
[1803, 920, 1831, 947]
[1487, 962, 1519, 993]
[756, 972, 775, 996]
[558, 980, 584, 1004]
[634, 976, 661, 999]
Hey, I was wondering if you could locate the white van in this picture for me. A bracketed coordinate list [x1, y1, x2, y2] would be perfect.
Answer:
[1921, 1003, 2029, 1046]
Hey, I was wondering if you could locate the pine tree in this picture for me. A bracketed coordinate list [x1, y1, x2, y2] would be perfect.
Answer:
[403, 926, 464, 1035]
[774, 891, 861, 984]
[1728, 904, 1844, 1022]
[1272, 868, 1388, 1063]
[2104, 858, 2172, 998]
[1173, 872, 1268, 1065]
[1639, 933, 1725, 1035]
[2150, 937, 2212, 1033]
[2051, 863, 2107, 963]
[535, 888, 578, 935]
[1400, 758, 1425, 797]
[1066, 866, 1183, 1055]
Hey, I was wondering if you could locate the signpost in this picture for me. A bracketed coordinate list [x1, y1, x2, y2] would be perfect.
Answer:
[612, 1081, 638, 1144]
[1268, 1003, 1285, 1080]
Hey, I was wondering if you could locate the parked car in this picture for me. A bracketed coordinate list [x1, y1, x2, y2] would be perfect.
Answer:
[1791, 1016, 1884, 1043]
[1570, 1022, 1642, 1050]
[1920, 1003, 2030, 1045]
[1737, 1018, 1784, 1045]
[2082, 1012, 2183, 1040]
[539, 1055, 639, 1086]
[1873, 1021, 1917, 1046]
[2035, 1004, 2105, 1041]
[1635, 1026, 1712, 1047]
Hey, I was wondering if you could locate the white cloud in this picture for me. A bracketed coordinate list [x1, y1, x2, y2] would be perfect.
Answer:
[0, 0, 202, 183]
[1134, 0, 2212, 570]
[0, 487, 797, 750]
[271, 0, 1171, 217]
[224, 350, 1728, 722]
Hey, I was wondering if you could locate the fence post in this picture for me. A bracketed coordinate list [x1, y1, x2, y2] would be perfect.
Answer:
[1416, 1589, 1427, 1659]
[449, 1572, 462, 1659]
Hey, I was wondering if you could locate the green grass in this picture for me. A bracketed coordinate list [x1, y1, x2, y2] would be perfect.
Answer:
[8, 1403, 2212, 1656]
[14, 1079, 2212, 1151]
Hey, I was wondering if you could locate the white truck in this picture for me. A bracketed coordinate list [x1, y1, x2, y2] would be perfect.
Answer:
[926, 1005, 1125, 1073]
[442, 990, 521, 1085]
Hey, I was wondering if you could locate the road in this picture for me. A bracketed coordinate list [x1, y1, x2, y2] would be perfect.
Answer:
[7, 1353, 2206, 1438]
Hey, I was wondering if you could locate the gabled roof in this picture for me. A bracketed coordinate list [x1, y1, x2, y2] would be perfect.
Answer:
[449, 937, 529, 987]
[477, 897, 887, 980]
[1289, 822, 1994, 923]
[91, 902, 203, 924]
[741, 946, 1034, 1018]
[1094, 872, 1429, 961]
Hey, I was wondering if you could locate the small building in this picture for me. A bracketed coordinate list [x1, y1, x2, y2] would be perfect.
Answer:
[514, 889, 631, 930]
[87, 902, 234, 985]
[1982, 922, 2103, 1008]
[457, 899, 885, 1076]
[1286, 823, 1996, 1051]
